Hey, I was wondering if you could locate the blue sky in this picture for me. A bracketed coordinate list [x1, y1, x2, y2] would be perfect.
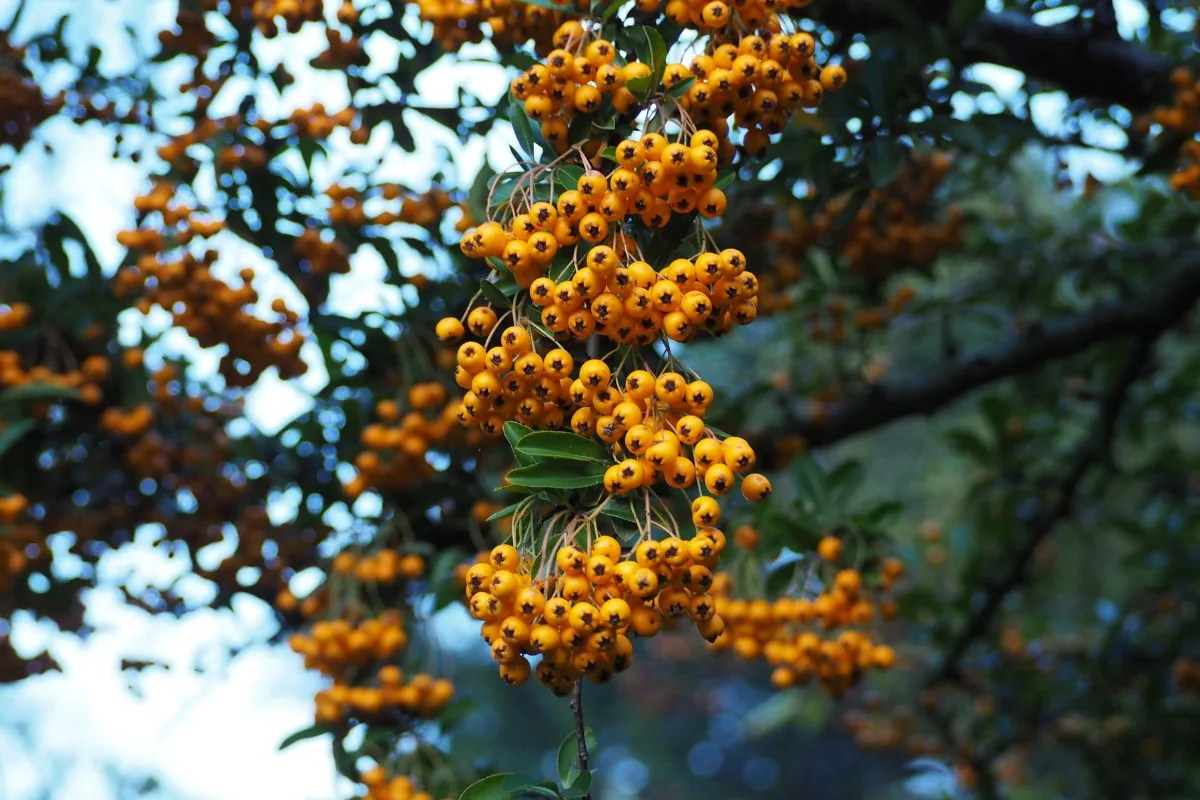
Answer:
[0, 0, 1165, 797]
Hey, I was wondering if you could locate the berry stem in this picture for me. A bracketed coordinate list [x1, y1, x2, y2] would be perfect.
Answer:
[570, 679, 592, 800]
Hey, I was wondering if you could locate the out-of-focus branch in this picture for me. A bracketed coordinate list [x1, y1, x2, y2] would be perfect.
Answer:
[933, 333, 1155, 683]
[762, 258, 1200, 452]
[820, 0, 1174, 109]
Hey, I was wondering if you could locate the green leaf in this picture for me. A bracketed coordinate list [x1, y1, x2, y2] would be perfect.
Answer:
[949, 0, 987, 33]
[331, 738, 359, 782]
[434, 575, 464, 611]
[853, 500, 905, 532]
[625, 75, 652, 103]
[827, 459, 865, 507]
[601, 0, 626, 21]
[631, 26, 667, 81]
[808, 249, 836, 288]
[597, 147, 619, 162]
[505, 461, 607, 490]
[278, 724, 335, 750]
[713, 170, 736, 191]
[599, 502, 638, 524]
[487, 502, 524, 522]
[556, 727, 598, 787]
[516, 431, 607, 462]
[500, 774, 558, 796]
[505, 50, 541, 71]
[561, 771, 592, 798]
[467, 163, 497, 227]
[480, 279, 513, 308]
[0, 419, 35, 460]
[556, 164, 585, 192]
[943, 427, 994, 462]
[460, 773, 518, 800]
[921, 116, 986, 153]
[509, 102, 537, 160]
[791, 455, 831, 515]
[0, 383, 82, 404]
[435, 698, 476, 732]
[864, 138, 904, 186]
[491, 172, 525, 209]
[665, 76, 695, 98]
[504, 421, 537, 467]
[557, 732, 577, 784]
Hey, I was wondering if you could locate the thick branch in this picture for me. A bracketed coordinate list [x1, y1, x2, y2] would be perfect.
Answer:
[933, 334, 1155, 683]
[775, 259, 1200, 450]
[823, 1, 1175, 109]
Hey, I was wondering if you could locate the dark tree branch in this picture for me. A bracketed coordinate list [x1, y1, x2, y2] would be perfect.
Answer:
[822, 1, 1175, 109]
[570, 680, 592, 800]
[768, 259, 1200, 451]
[933, 333, 1155, 684]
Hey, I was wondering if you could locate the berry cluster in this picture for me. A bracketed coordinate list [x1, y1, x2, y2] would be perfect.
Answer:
[357, 766, 452, 800]
[345, 389, 485, 500]
[667, 34, 845, 154]
[415, 0, 573, 54]
[707, 535, 902, 696]
[466, 535, 727, 692]
[113, 250, 307, 387]
[433, 8, 852, 701]
[286, 554, 456, 726]
[1149, 68, 1200, 198]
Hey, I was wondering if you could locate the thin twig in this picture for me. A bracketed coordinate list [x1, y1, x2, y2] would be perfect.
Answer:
[570, 679, 592, 800]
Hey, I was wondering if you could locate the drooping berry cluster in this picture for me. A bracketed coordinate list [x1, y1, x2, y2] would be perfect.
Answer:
[466, 533, 728, 692]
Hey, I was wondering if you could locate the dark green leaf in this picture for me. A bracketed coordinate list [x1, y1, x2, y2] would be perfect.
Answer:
[599, 502, 638, 524]
[331, 738, 359, 782]
[949, 0, 987, 33]
[278, 724, 335, 751]
[827, 458, 864, 496]
[557, 732, 575, 785]
[791, 455, 831, 514]
[713, 170, 736, 190]
[516, 431, 607, 462]
[943, 427, 993, 462]
[468, 163, 498, 224]
[505, 461, 607, 490]
[435, 698, 476, 732]
[557, 727, 598, 786]
[556, 165, 585, 192]
[0, 419, 35, 460]
[501, 774, 554, 794]
[631, 26, 667, 80]
[504, 421, 537, 467]
[487, 502, 524, 522]
[601, 0, 626, 21]
[864, 138, 904, 186]
[561, 771, 592, 798]
[509, 102, 537, 160]
[625, 75, 652, 103]
[0, 384, 82, 404]
[665, 76, 695, 98]
[921, 116, 986, 153]
[480, 279, 514, 308]
[434, 575, 465, 611]
[505, 50, 541, 70]
[853, 500, 905, 532]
